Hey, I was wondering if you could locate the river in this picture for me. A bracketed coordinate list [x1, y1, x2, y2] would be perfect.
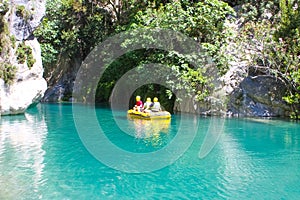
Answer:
[0, 103, 299, 199]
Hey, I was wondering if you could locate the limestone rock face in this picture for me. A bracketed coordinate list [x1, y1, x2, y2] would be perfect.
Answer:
[0, 78, 47, 115]
[174, 68, 291, 117]
[173, 16, 292, 118]
[227, 75, 290, 117]
[42, 56, 82, 102]
[0, 0, 47, 115]
[9, 0, 46, 41]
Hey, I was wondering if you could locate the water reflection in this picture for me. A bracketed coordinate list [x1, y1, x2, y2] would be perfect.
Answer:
[127, 117, 171, 147]
[216, 118, 300, 199]
[0, 105, 47, 199]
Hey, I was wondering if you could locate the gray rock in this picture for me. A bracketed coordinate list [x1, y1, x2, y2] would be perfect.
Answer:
[227, 75, 290, 117]
[175, 63, 292, 117]
[42, 56, 82, 102]
[182, 15, 293, 118]
[9, 0, 46, 41]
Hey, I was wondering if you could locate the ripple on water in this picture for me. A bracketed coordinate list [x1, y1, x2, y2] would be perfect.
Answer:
[0, 112, 47, 200]
[0, 104, 300, 199]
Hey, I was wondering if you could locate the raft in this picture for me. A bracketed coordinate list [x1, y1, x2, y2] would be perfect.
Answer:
[127, 109, 171, 119]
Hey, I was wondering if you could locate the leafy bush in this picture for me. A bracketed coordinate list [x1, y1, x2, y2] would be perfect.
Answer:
[36, 0, 235, 108]
[0, 63, 17, 84]
[275, 0, 300, 118]
[34, 0, 112, 71]
[0, 0, 17, 84]
[16, 42, 36, 69]
[119, 0, 234, 105]
[233, 0, 300, 118]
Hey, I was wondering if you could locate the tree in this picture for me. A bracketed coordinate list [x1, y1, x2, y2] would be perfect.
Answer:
[36, 0, 234, 111]
[35, 0, 113, 75]
[234, 0, 300, 118]
[275, 0, 300, 118]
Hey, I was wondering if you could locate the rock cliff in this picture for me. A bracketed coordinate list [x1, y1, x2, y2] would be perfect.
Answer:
[39, 2, 292, 118]
[174, 65, 291, 117]
[174, 17, 292, 117]
[0, 0, 47, 115]
[42, 56, 82, 102]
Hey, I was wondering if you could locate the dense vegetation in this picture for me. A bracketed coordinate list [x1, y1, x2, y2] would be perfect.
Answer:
[0, 0, 17, 84]
[0, 0, 37, 84]
[34, 0, 234, 109]
[33, 0, 299, 117]
[234, 0, 300, 118]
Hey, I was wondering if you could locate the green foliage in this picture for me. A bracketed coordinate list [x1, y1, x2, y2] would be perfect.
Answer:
[0, 63, 17, 84]
[16, 42, 36, 69]
[19, 0, 300, 116]
[10, 35, 16, 48]
[0, 18, 5, 54]
[181, 67, 210, 101]
[275, 0, 300, 118]
[232, 0, 280, 22]
[36, 0, 235, 109]
[96, 49, 149, 103]
[128, 0, 234, 71]
[35, 0, 112, 72]
[0, 1, 16, 84]
[114, 0, 234, 107]
[0, 3, 9, 54]
[234, 0, 300, 118]
[15, 4, 34, 22]
[0, 0, 9, 15]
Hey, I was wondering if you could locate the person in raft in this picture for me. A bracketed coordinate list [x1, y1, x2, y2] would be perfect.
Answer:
[134, 95, 143, 112]
[151, 97, 161, 112]
[143, 97, 153, 113]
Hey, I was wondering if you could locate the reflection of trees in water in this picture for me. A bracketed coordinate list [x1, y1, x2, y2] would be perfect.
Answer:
[0, 106, 47, 199]
[241, 118, 300, 149]
[129, 118, 171, 148]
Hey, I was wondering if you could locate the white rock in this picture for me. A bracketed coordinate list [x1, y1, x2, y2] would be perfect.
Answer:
[0, 78, 46, 115]
[0, 38, 47, 115]
[0, 0, 47, 115]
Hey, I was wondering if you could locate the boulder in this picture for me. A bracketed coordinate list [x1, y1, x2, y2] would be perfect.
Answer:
[0, 38, 47, 115]
[227, 75, 291, 117]
[174, 63, 292, 117]
[0, 0, 47, 115]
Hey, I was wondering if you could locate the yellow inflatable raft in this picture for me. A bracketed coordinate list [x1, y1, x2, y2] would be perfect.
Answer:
[127, 109, 171, 119]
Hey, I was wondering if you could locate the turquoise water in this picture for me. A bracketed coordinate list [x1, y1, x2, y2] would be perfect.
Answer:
[0, 103, 300, 199]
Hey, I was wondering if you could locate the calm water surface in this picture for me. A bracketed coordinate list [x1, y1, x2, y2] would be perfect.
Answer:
[0, 103, 299, 199]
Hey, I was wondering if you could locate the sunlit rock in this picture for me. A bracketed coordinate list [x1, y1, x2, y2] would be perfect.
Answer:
[0, 38, 47, 115]
[9, 0, 46, 41]
[0, 0, 47, 115]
